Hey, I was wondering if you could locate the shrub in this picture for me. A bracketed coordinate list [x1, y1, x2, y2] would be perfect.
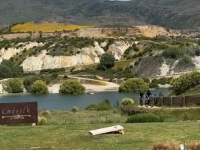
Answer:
[59, 80, 85, 94]
[170, 71, 200, 94]
[121, 98, 134, 106]
[152, 142, 177, 150]
[38, 116, 48, 125]
[39, 109, 51, 118]
[5, 78, 23, 93]
[121, 105, 142, 115]
[23, 76, 41, 92]
[0, 60, 23, 79]
[126, 113, 161, 123]
[71, 106, 79, 112]
[31, 80, 49, 95]
[119, 78, 149, 93]
[85, 99, 112, 111]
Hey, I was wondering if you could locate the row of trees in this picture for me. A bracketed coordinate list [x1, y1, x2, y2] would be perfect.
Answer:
[4, 78, 85, 95]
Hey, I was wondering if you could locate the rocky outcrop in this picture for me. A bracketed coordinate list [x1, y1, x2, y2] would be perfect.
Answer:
[21, 50, 97, 72]
[21, 40, 132, 72]
[0, 42, 43, 63]
[108, 41, 132, 60]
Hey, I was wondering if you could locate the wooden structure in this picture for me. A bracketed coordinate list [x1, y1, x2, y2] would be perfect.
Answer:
[89, 125, 124, 135]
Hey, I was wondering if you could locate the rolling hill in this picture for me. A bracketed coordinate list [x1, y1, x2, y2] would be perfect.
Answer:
[1, 0, 200, 29]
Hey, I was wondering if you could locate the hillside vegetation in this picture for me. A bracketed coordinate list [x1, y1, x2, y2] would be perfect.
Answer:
[1, 0, 200, 29]
[11, 22, 90, 33]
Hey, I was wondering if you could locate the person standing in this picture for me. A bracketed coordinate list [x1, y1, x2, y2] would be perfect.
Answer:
[146, 90, 152, 106]
[139, 92, 144, 106]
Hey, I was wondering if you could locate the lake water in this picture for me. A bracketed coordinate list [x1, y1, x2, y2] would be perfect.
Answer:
[0, 88, 170, 110]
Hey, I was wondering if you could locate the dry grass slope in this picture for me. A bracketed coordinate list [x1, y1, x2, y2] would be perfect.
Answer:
[11, 22, 91, 33]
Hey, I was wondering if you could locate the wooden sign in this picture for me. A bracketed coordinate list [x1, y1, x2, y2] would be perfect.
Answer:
[0, 102, 38, 125]
[89, 125, 124, 135]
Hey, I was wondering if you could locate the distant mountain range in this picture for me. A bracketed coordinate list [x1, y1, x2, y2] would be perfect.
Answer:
[1, 0, 200, 29]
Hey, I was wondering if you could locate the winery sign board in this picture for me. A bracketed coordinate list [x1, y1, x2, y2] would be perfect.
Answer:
[0, 102, 38, 125]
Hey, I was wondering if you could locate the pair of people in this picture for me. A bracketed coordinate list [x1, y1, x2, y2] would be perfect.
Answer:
[139, 90, 152, 106]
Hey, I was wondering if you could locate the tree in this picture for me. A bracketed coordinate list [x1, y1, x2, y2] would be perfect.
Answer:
[119, 78, 149, 93]
[59, 80, 85, 94]
[23, 76, 42, 92]
[31, 80, 49, 94]
[170, 71, 200, 95]
[5, 78, 23, 93]
[98, 53, 115, 70]
[0, 65, 12, 79]
[0, 60, 23, 79]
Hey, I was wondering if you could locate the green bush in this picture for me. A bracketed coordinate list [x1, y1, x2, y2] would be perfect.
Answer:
[59, 80, 85, 94]
[31, 80, 49, 95]
[126, 113, 161, 123]
[39, 109, 51, 118]
[170, 71, 200, 94]
[71, 106, 79, 112]
[38, 116, 48, 125]
[162, 47, 185, 59]
[119, 78, 149, 93]
[5, 78, 23, 93]
[0, 60, 23, 79]
[85, 99, 112, 111]
[23, 76, 42, 92]
[121, 98, 134, 106]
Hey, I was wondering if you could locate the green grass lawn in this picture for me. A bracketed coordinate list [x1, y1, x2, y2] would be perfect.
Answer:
[0, 122, 199, 150]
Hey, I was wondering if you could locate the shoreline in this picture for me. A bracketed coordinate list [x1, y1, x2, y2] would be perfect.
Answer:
[48, 83, 120, 93]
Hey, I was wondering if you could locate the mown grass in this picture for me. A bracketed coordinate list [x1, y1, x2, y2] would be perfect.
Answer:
[0, 109, 199, 150]
[0, 122, 199, 150]
[11, 22, 91, 33]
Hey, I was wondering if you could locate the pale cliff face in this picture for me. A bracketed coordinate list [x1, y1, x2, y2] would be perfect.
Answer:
[20, 40, 131, 72]
[0, 39, 133, 72]
[21, 50, 96, 72]
[0, 42, 43, 62]
[108, 41, 132, 60]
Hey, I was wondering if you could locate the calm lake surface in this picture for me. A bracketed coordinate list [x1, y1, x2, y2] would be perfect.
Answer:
[0, 88, 170, 110]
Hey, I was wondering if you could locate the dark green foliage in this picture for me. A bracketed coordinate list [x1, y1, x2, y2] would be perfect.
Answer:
[119, 78, 149, 93]
[126, 113, 161, 123]
[0, 60, 23, 79]
[31, 80, 49, 95]
[98, 53, 115, 70]
[176, 55, 194, 67]
[170, 71, 200, 94]
[149, 79, 159, 88]
[59, 80, 85, 94]
[162, 47, 185, 59]
[85, 99, 112, 111]
[40, 68, 65, 74]
[5, 78, 23, 93]
[0, 65, 12, 78]
[23, 76, 42, 92]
